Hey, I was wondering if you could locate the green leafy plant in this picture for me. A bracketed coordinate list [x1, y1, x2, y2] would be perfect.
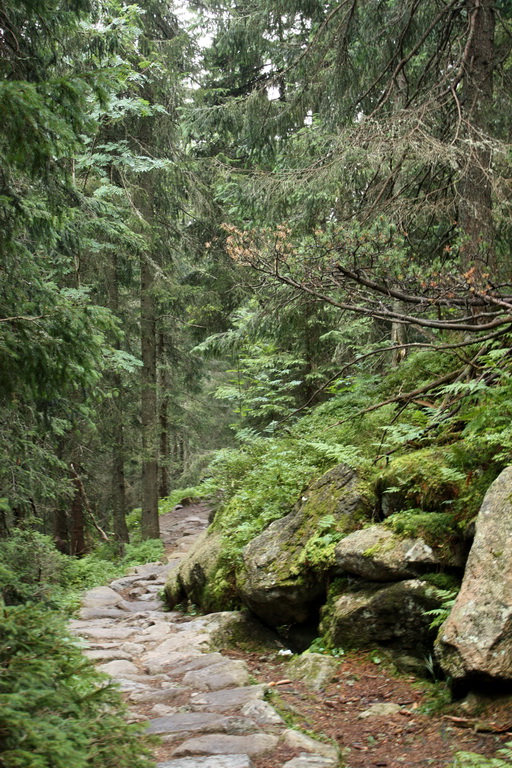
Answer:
[425, 587, 459, 629]
[0, 601, 155, 768]
[451, 743, 512, 768]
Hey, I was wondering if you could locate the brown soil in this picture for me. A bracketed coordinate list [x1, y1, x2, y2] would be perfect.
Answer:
[225, 650, 512, 768]
[159, 502, 512, 768]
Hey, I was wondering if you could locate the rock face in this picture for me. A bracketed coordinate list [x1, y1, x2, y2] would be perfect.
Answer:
[165, 531, 224, 610]
[436, 466, 512, 686]
[334, 525, 464, 581]
[237, 465, 372, 626]
[321, 579, 439, 655]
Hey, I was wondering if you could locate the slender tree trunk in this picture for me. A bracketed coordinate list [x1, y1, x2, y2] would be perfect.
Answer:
[458, 0, 496, 275]
[112, 423, 129, 545]
[70, 468, 86, 556]
[140, 253, 160, 539]
[110, 251, 130, 545]
[158, 332, 170, 498]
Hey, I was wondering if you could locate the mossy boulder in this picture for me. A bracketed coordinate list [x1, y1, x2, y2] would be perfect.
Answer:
[165, 530, 225, 611]
[237, 464, 373, 627]
[334, 524, 465, 582]
[204, 610, 283, 652]
[321, 579, 440, 656]
[287, 652, 339, 691]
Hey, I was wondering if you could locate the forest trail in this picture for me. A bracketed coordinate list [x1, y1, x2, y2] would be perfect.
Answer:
[69, 503, 337, 768]
[69, 506, 504, 768]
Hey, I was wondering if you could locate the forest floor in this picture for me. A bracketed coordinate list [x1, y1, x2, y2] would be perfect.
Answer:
[159, 502, 512, 768]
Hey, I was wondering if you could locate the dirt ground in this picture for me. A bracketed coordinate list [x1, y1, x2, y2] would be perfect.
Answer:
[159, 502, 512, 768]
[227, 648, 512, 768]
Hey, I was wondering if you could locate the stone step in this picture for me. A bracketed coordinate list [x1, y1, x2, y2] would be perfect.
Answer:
[171, 733, 279, 758]
[147, 713, 259, 738]
[282, 755, 339, 768]
[70, 507, 338, 768]
[189, 685, 267, 713]
[181, 660, 250, 691]
[156, 755, 254, 768]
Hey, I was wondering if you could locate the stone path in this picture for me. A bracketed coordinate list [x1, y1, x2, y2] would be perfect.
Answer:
[69, 507, 340, 768]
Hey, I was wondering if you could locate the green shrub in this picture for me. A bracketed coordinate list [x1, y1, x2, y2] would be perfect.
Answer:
[0, 602, 155, 768]
[0, 527, 164, 612]
[452, 743, 512, 768]
[0, 530, 68, 605]
[385, 510, 458, 544]
[378, 448, 465, 513]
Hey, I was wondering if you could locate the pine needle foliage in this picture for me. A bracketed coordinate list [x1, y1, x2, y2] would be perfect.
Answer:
[0, 601, 155, 768]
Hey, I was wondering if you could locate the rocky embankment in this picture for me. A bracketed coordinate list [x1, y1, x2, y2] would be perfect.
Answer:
[165, 465, 512, 693]
[69, 505, 340, 768]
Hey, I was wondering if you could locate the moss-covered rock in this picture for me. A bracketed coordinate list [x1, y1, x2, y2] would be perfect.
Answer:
[334, 524, 466, 581]
[237, 464, 374, 626]
[205, 610, 283, 652]
[321, 578, 440, 656]
[287, 652, 339, 691]
[165, 530, 228, 611]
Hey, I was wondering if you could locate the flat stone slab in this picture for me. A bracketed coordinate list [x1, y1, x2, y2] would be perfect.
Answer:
[358, 702, 402, 719]
[172, 734, 279, 757]
[70, 625, 137, 641]
[130, 563, 169, 578]
[98, 659, 140, 676]
[157, 756, 254, 768]
[166, 653, 228, 677]
[190, 686, 267, 713]
[129, 687, 186, 704]
[141, 635, 211, 664]
[121, 642, 146, 656]
[182, 661, 250, 691]
[282, 754, 339, 768]
[281, 731, 338, 760]
[82, 586, 124, 606]
[240, 700, 284, 726]
[109, 575, 144, 590]
[147, 714, 227, 735]
[84, 649, 133, 662]
[79, 607, 129, 620]
[123, 599, 163, 612]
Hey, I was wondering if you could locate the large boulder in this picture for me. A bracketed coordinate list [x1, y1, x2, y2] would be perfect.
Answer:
[165, 530, 225, 611]
[237, 465, 373, 626]
[436, 466, 512, 687]
[321, 579, 440, 655]
[334, 524, 465, 582]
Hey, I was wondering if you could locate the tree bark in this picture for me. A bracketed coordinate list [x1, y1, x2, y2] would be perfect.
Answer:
[140, 253, 160, 539]
[158, 331, 170, 498]
[70, 467, 86, 556]
[458, 0, 496, 276]
[110, 251, 130, 545]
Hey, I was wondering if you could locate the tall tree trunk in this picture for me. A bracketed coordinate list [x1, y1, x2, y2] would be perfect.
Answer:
[140, 253, 160, 539]
[110, 251, 130, 545]
[70, 467, 86, 556]
[112, 422, 130, 545]
[158, 332, 170, 498]
[459, 0, 496, 275]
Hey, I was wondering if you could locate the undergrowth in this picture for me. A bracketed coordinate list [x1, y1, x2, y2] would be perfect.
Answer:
[452, 743, 512, 768]
[0, 528, 164, 611]
[0, 602, 155, 768]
